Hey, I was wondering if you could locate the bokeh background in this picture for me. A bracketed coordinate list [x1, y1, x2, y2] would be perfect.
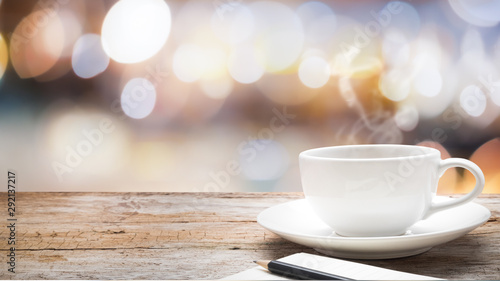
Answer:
[0, 0, 499, 193]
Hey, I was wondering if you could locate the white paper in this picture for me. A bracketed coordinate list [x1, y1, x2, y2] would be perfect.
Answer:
[222, 253, 442, 280]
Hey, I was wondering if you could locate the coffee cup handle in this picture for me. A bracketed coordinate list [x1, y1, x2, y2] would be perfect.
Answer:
[426, 158, 485, 218]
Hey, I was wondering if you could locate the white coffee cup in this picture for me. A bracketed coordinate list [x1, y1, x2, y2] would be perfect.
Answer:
[299, 144, 485, 237]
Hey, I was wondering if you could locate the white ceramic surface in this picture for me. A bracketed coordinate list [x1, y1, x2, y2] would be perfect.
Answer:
[299, 144, 485, 237]
[257, 197, 491, 259]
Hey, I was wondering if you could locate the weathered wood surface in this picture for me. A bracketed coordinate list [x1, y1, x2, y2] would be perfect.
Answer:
[0, 192, 498, 280]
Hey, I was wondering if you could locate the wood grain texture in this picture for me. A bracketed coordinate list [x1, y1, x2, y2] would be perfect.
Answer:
[0, 192, 498, 280]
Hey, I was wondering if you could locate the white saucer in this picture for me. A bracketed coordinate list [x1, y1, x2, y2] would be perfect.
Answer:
[257, 196, 490, 259]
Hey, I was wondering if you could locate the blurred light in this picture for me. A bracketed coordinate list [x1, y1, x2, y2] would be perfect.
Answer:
[201, 48, 228, 80]
[379, 70, 411, 101]
[327, 15, 362, 57]
[10, 9, 64, 78]
[382, 1, 421, 41]
[462, 91, 500, 128]
[119, 62, 191, 122]
[461, 28, 484, 57]
[0, 34, 7, 80]
[394, 105, 419, 131]
[298, 56, 330, 88]
[489, 91, 500, 107]
[240, 140, 290, 181]
[489, 76, 500, 106]
[460, 85, 487, 117]
[72, 34, 110, 79]
[412, 44, 445, 89]
[210, 3, 255, 45]
[343, 55, 383, 79]
[41, 104, 131, 182]
[330, 52, 383, 79]
[329, 54, 350, 77]
[296, 1, 337, 44]
[382, 30, 410, 67]
[173, 44, 205, 82]
[121, 78, 157, 119]
[172, 44, 228, 83]
[449, 0, 500, 27]
[101, 0, 171, 63]
[416, 27, 453, 68]
[414, 66, 457, 119]
[328, 15, 383, 79]
[200, 76, 233, 99]
[414, 66, 443, 97]
[228, 45, 265, 84]
[495, 37, 500, 73]
[464, 0, 500, 22]
[457, 29, 493, 85]
[488, 38, 500, 106]
[131, 141, 175, 181]
[59, 9, 83, 58]
[249, 1, 304, 72]
[171, 1, 214, 44]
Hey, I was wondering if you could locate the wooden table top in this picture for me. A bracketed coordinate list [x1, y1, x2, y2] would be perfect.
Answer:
[0, 192, 498, 280]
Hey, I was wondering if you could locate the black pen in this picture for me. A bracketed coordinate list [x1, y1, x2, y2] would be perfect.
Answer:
[254, 260, 355, 280]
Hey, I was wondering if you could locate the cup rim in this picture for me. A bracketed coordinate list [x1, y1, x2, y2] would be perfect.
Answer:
[299, 144, 440, 162]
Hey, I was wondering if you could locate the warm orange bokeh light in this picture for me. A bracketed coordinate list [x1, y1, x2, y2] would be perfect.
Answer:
[10, 9, 64, 78]
[0, 33, 8, 80]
